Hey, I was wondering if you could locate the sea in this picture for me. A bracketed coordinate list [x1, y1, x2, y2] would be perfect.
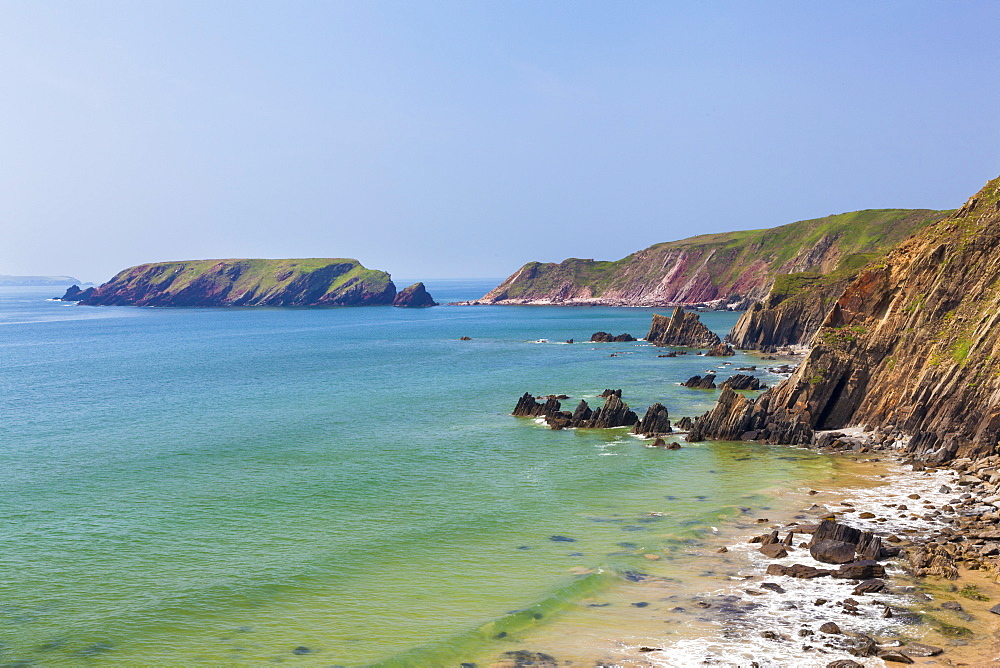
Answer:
[1, 281, 874, 666]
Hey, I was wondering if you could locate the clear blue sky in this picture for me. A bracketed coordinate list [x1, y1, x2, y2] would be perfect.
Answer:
[2, 1, 998, 283]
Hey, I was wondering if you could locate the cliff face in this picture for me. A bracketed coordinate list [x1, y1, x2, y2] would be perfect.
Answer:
[470, 209, 948, 306]
[645, 307, 721, 347]
[80, 259, 399, 307]
[690, 176, 1000, 462]
[726, 273, 855, 349]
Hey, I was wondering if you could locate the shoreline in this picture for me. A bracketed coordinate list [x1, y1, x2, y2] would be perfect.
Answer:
[484, 443, 1000, 667]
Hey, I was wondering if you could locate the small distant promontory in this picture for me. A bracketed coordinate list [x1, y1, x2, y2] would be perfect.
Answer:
[59, 259, 437, 308]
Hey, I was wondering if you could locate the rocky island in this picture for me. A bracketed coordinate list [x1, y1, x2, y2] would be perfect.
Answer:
[60, 258, 436, 308]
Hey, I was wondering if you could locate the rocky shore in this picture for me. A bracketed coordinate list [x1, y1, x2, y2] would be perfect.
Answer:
[486, 442, 1000, 667]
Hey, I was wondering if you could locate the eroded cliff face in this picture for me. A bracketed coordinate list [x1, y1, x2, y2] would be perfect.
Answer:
[80, 259, 397, 307]
[726, 274, 854, 350]
[690, 176, 1000, 461]
[469, 209, 948, 306]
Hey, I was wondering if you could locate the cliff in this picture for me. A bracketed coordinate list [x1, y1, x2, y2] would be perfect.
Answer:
[467, 209, 948, 306]
[689, 175, 1000, 462]
[645, 306, 721, 347]
[725, 272, 855, 350]
[79, 259, 406, 307]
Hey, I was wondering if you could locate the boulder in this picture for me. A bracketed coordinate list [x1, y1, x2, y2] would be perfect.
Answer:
[810, 539, 857, 564]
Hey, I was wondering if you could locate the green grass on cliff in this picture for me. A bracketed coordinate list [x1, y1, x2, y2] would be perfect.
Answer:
[104, 258, 392, 303]
[493, 208, 951, 300]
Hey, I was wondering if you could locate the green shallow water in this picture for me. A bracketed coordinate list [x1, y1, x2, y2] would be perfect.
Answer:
[1, 282, 841, 665]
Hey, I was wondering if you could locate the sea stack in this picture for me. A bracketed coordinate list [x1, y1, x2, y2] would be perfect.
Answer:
[645, 307, 722, 348]
[392, 282, 438, 307]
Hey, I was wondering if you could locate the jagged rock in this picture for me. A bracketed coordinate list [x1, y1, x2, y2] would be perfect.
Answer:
[599, 389, 622, 398]
[682, 373, 717, 390]
[765, 563, 831, 578]
[720, 374, 765, 391]
[392, 282, 438, 307]
[632, 403, 671, 437]
[832, 560, 886, 580]
[810, 539, 857, 564]
[459, 336, 472, 340]
[664, 441, 681, 450]
[590, 332, 635, 342]
[58, 285, 96, 301]
[705, 342, 735, 356]
[512, 393, 562, 418]
[675, 416, 694, 431]
[646, 307, 722, 348]
[522, 392, 639, 431]
[819, 621, 841, 634]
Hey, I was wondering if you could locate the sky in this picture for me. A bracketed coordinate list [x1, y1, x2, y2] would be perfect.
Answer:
[1, 1, 998, 283]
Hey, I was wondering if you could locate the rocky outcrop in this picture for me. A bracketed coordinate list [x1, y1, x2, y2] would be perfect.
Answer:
[632, 403, 671, 436]
[465, 209, 948, 306]
[392, 282, 438, 307]
[58, 285, 96, 301]
[512, 392, 639, 430]
[646, 307, 721, 347]
[705, 342, 735, 356]
[720, 374, 765, 391]
[688, 175, 1000, 460]
[726, 273, 854, 349]
[79, 259, 398, 307]
[590, 332, 636, 342]
[682, 373, 717, 389]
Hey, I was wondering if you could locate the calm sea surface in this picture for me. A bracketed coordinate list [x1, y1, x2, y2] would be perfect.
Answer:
[2, 281, 848, 665]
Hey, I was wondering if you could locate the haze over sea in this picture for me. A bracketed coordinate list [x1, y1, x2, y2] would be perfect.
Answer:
[3, 281, 859, 665]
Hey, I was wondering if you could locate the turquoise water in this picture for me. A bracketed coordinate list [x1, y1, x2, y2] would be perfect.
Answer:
[1, 282, 841, 665]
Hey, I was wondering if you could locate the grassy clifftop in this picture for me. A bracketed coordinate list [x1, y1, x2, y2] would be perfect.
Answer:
[81, 258, 397, 307]
[479, 209, 951, 305]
